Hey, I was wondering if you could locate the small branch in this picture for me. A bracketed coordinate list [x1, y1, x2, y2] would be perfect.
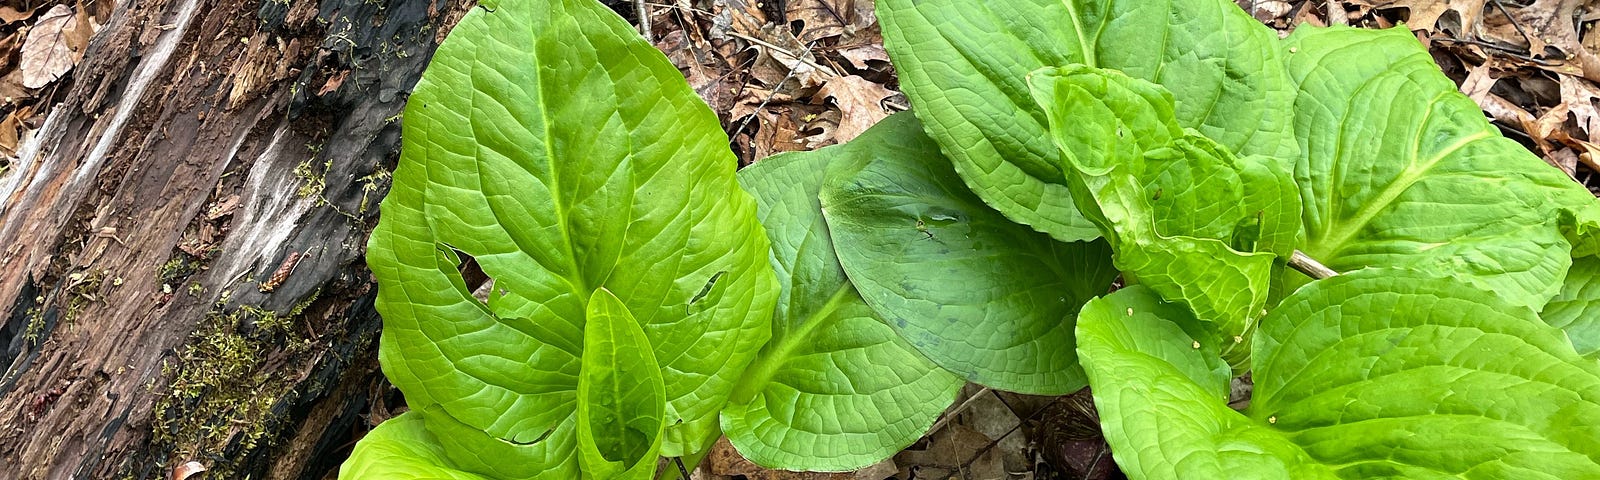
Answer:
[924, 387, 990, 438]
[1288, 250, 1338, 280]
[724, 32, 840, 78]
[635, 0, 653, 42]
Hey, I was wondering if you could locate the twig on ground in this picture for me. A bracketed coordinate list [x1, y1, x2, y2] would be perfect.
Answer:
[1433, 37, 1559, 66]
[1288, 250, 1338, 280]
[1489, 0, 1533, 46]
[924, 387, 992, 438]
[724, 31, 840, 78]
[635, 0, 653, 42]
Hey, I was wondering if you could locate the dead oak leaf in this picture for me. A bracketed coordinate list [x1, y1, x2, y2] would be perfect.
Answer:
[834, 26, 888, 70]
[1489, 0, 1600, 82]
[0, 3, 41, 25]
[1353, 0, 1484, 33]
[1560, 74, 1600, 138]
[738, 24, 835, 93]
[706, 436, 897, 479]
[814, 75, 894, 142]
[20, 5, 85, 89]
[787, 0, 876, 44]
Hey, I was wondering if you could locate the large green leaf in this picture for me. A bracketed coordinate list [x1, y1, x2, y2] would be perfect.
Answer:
[417, 405, 581, 480]
[877, 0, 1296, 242]
[343, 407, 582, 480]
[341, 413, 493, 480]
[819, 113, 1118, 394]
[1076, 287, 1330, 479]
[725, 118, 963, 471]
[1543, 256, 1600, 358]
[1078, 268, 1600, 479]
[366, 0, 777, 468]
[1286, 26, 1600, 308]
[1027, 65, 1298, 362]
[576, 289, 665, 479]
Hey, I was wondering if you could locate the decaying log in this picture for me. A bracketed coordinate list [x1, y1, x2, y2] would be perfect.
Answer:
[0, 0, 475, 477]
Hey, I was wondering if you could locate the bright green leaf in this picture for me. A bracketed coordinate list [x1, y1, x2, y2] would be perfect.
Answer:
[1076, 287, 1329, 479]
[339, 413, 493, 480]
[1253, 268, 1600, 478]
[820, 113, 1118, 394]
[344, 408, 582, 480]
[367, 0, 777, 466]
[1543, 256, 1600, 358]
[1079, 268, 1600, 479]
[577, 289, 665, 479]
[416, 405, 581, 480]
[725, 123, 963, 471]
[877, 0, 1296, 242]
[1286, 26, 1600, 308]
[1027, 65, 1297, 363]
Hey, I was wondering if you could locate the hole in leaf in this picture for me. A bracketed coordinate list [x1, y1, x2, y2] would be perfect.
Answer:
[687, 271, 727, 315]
[438, 244, 496, 305]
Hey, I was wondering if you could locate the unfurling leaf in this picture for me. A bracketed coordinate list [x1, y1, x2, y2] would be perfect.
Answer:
[1028, 65, 1299, 365]
[877, 0, 1296, 242]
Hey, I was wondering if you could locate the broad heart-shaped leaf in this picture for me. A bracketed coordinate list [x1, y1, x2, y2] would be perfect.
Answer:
[725, 116, 962, 471]
[366, 0, 777, 468]
[877, 0, 1296, 242]
[344, 407, 582, 479]
[1286, 25, 1600, 309]
[577, 289, 665, 479]
[1076, 287, 1331, 479]
[340, 412, 493, 480]
[1027, 65, 1298, 364]
[1543, 256, 1600, 358]
[1079, 267, 1600, 479]
[819, 112, 1119, 395]
[418, 404, 581, 479]
[1253, 268, 1600, 478]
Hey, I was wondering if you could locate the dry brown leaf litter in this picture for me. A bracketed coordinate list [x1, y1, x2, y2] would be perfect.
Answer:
[0, 0, 110, 171]
[642, 0, 1600, 477]
[0, 0, 1590, 478]
[646, 0, 899, 164]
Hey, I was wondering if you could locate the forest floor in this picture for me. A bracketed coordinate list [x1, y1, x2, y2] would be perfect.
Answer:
[617, 1, 1600, 479]
[615, 0, 1600, 192]
[0, 0, 1596, 479]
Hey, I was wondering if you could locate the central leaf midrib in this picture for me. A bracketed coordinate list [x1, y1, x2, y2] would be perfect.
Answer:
[1309, 130, 1490, 260]
[1059, 0, 1096, 67]
[729, 285, 856, 404]
[530, 13, 592, 296]
[601, 329, 644, 464]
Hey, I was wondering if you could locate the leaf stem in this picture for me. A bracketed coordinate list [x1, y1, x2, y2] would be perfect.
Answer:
[727, 286, 856, 404]
[1287, 250, 1338, 280]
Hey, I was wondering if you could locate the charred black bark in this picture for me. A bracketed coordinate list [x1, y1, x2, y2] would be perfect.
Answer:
[0, 0, 473, 478]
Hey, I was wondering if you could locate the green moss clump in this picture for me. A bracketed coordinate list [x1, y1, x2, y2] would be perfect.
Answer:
[151, 292, 321, 475]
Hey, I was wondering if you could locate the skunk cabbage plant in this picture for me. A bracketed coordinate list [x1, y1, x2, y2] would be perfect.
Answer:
[343, 0, 1600, 477]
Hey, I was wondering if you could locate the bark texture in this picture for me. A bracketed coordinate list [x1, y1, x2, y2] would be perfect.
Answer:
[0, 0, 476, 478]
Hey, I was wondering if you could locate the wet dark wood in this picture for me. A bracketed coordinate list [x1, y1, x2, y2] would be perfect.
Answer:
[0, 0, 472, 478]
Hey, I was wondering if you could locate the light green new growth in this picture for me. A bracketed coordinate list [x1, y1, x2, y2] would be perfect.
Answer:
[877, 0, 1296, 243]
[1026, 65, 1299, 366]
[351, 0, 776, 476]
[346, 0, 1600, 478]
